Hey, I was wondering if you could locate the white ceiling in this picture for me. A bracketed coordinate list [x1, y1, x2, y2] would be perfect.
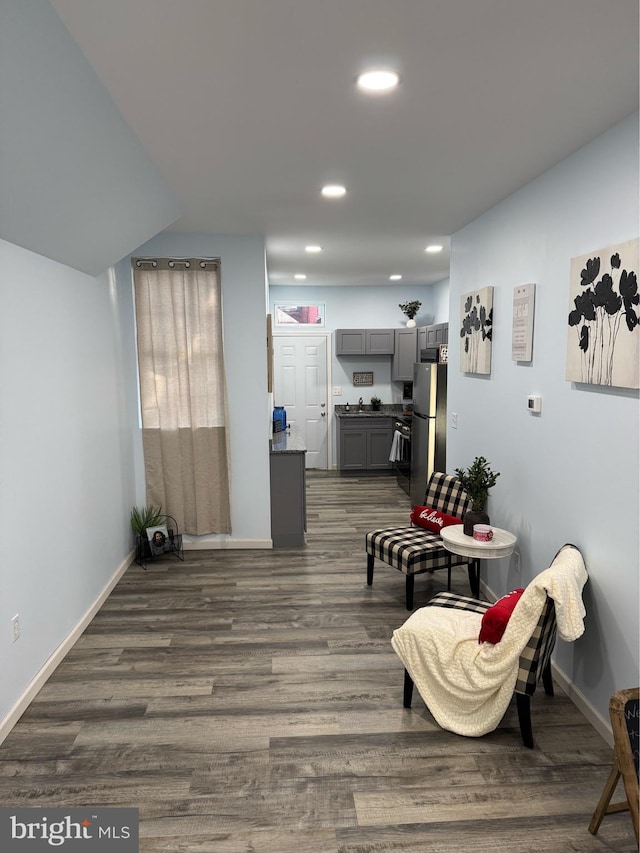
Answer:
[51, 0, 638, 288]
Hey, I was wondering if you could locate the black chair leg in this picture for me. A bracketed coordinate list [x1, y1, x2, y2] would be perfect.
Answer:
[367, 554, 374, 586]
[516, 693, 534, 748]
[542, 661, 554, 696]
[468, 559, 480, 598]
[405, 574, 414, 610]
[403, 669, 414, 708]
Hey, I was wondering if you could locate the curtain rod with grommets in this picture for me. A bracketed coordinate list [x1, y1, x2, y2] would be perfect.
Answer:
[132, 257, 220, 270]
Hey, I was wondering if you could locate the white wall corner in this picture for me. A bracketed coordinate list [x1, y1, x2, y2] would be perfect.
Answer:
[0, 550, 134, 747]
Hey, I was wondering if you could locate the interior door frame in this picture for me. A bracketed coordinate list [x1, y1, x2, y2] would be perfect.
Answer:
[273, 330, 333, 470]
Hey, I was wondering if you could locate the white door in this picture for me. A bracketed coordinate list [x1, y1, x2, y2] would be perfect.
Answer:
[273, 334, 329, 469]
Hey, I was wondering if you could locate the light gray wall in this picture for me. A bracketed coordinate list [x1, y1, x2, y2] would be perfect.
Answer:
[269, 281, 450, 329]
[428, 278, 450, 325]
[447, 114, 639, 725]
[0, 0, 180, 276]
[123, 233, 272, 545]
[0, 239, 138, 725]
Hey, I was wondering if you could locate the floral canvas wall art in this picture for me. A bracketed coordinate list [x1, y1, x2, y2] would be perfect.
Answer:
[460, 286, 493, 374]
[566, 238, 639, 389]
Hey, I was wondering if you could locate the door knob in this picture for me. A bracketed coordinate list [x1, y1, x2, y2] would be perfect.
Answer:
[320, 402, 326, 407]
[321, 412, 326, 417]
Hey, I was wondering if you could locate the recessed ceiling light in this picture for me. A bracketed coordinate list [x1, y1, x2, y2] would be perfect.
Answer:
[357, 69, 400, 93]
[305, 245, 322, 253]
[294, 274, 307, 280]
[321, 184, 347, 198]
[425, 244, 444, 253]
[389, 274, 402, 280]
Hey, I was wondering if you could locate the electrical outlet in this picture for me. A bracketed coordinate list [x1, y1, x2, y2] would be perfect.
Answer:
[11, 614, 20, 643]
[513, 551, 521, 573]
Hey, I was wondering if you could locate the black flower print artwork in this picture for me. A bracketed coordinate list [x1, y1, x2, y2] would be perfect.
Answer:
[566, 238, 639, 389]
[460, 286, 494, 374]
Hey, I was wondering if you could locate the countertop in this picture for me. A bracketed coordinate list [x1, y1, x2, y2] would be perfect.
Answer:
[270, 424, 306, 454]
[335, 404, 410, 419]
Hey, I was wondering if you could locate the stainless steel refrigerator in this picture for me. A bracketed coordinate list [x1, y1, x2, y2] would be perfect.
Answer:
[410, 361, 447, 506]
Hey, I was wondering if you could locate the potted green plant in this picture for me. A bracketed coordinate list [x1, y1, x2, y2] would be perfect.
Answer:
[454, 456, 500, 535]
[370, 395, 381, 411]
[399, 300, 422, 328]
[131, 505, 164, 561]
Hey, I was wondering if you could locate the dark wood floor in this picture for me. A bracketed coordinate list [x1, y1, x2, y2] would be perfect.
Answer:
[0, 472, 635, 852]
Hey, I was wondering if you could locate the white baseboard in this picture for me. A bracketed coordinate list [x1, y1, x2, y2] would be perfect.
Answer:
[480, 578, 613, 747]
[550, 662, 613, 747]
[183, 537, 273, 550]
[0, 550, 134, 747]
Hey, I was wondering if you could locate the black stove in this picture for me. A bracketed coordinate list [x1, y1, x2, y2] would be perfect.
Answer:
[392, 414, 412, 496]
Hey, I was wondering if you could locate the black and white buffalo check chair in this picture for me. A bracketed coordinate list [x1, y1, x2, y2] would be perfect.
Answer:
[394, 544, 587, 748]
[366, 471, 474, 610]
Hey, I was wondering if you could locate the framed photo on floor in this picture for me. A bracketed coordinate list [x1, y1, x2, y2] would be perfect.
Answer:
[146, 524, 170, 555]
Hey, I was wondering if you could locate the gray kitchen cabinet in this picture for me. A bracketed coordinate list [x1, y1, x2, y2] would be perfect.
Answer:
[426, 323, 449, 346]
[335, 329, 366, 355]
[270, 428, 307, 547]
[338, 417, 393, 471]
[392, 328, 418, 381]
[368, 423, 395, 468]
[270, 450, 306, 546]
[366, 329, 395, 354]
[335, 328, 395, 355]
[418, 323, 449, 352]
[338, 424, 367, 470]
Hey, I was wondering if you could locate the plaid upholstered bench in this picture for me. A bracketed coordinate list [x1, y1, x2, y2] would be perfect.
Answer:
[401, 588, 559, 748]
[366, 471, 475, 610]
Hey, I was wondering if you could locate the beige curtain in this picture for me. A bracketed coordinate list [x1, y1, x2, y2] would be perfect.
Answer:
[133, 259, 231, 535]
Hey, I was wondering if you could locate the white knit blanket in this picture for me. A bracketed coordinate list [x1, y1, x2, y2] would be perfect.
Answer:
[391, 545, 588, 737]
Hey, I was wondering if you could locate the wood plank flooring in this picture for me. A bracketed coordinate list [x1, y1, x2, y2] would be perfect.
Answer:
[0, 472, 635, 852]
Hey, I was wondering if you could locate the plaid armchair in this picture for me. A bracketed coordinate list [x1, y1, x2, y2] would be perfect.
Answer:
[366, 471, 474, 609]
[402, 577, 562, 748]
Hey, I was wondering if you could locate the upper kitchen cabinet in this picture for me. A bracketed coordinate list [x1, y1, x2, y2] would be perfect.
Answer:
[418, 323, 449, 350]
[392, 328, 417, 381]
[335, 329, 395, 355]
[366, 329, 395, 354]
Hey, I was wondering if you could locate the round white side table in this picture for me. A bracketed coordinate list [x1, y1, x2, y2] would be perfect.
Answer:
[440, 525, 517, 598]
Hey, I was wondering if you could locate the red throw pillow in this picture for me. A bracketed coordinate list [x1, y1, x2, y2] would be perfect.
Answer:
[479, 588, 525, 644]
[410, 506, 463, 533]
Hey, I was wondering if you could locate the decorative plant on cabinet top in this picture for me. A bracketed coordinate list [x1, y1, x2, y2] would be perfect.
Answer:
[399, 300, 422, 328]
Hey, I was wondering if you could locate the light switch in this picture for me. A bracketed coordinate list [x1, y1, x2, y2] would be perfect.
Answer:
[333, 386, 342, 396]
[451, 412, 458, 429]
